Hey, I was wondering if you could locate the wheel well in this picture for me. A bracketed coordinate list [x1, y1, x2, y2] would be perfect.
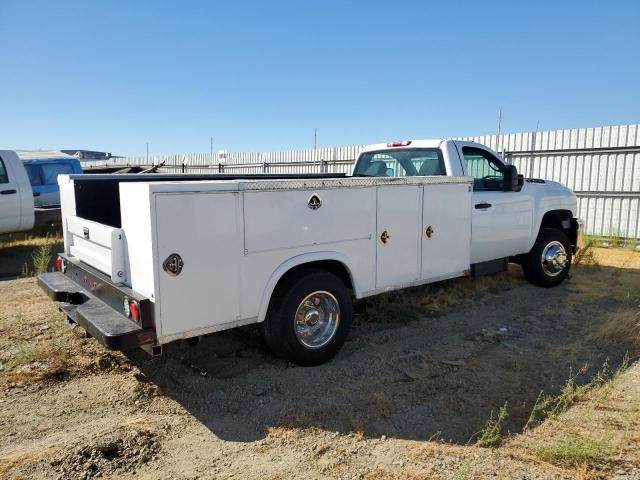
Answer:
[273, 260, 354, 295]
[539, 209, 577, 246]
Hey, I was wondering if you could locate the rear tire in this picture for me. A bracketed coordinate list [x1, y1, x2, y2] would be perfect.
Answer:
[262, 269, 352, 366]
[521, 228, 572, 287]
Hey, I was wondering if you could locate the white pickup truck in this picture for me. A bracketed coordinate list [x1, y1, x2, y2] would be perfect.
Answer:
[0, 150, 35, 234]
[0, 150, 70, 234]
[38, 140, 581, 365]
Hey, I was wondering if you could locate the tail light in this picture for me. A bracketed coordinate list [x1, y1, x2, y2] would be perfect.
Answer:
[55, 256, 67, 273]
[129, 300, 141, 322]
[387, 140, 412, 147]
[124, 298, 141, 322]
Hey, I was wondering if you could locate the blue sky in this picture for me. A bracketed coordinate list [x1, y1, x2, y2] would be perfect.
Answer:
[0, 0, 638, 156]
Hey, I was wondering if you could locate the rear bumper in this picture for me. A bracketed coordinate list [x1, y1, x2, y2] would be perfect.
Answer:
[38, 270, 156, 350]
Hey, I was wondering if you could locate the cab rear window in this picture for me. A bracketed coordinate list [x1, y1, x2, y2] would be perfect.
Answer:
[354, 148, 445, 177]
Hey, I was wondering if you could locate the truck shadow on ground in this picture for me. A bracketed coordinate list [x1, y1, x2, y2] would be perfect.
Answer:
[129, 264, 638, 444]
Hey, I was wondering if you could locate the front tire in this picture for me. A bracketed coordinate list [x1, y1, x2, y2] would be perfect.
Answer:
[262, 269, 352, 366]
[521, 228, 572, 287]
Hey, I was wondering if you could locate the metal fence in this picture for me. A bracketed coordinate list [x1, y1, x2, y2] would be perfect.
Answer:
[82, 124, 640, 239]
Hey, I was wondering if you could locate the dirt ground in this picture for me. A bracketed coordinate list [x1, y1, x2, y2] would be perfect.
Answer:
[0, 243, 639, 479]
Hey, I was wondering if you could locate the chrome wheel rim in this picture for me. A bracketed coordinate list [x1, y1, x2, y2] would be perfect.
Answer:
[541, 241, 568, 277]
[294, 291, 340, 349]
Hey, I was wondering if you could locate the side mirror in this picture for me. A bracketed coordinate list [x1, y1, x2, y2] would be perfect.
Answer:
[503, 165, 523, 192]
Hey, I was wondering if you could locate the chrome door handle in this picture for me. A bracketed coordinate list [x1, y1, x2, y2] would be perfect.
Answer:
[474, 202, 492, 209]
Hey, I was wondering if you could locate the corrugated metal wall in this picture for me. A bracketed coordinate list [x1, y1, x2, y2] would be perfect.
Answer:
[82, 124, 640, 239]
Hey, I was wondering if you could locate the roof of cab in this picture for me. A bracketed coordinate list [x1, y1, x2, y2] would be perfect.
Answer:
[360, 139, 446, 153]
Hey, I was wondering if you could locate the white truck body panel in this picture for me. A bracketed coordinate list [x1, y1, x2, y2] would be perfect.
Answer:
[0, 150, 35, 234]
[59, 175, 473, 344]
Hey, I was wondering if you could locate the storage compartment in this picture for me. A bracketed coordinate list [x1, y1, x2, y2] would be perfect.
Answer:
[72, 173, 345, 228]
[153, 192, 243, 339]
[243, 188, 374, 253]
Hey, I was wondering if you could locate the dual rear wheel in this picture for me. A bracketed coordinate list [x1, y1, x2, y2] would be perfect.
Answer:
[262, 269, 352, 366]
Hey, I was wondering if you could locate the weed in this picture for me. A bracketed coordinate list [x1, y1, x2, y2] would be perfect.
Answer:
[582, 234, 601, 248]
[536, 437, 611, 467]
[31, 238, 54, 275]
[524, 357, 631, 430]
[3, 345, 51, 370]
[471, 402, 508, 447]
[574, 241, 598, 266]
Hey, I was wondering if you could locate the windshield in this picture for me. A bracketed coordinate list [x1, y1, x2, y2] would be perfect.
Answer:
[353, 148, 445, 177]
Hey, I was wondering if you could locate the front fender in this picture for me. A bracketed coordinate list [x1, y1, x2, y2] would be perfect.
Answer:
[257, 251, 357, 323]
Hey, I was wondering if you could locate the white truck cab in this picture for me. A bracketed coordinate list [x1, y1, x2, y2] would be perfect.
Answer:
[0, 150, 35, 234]
[38, 139, 581, 366]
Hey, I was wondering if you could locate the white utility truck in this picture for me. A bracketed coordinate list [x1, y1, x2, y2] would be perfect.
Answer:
[39, 140, 581, 365]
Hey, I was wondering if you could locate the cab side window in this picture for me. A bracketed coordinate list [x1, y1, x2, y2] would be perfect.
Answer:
[0, 158, 9, 184]
[462, 147, 505, 191]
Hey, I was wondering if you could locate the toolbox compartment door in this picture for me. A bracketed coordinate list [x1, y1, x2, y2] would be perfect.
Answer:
[420, 183, 471, 280]
[154, 192, 242, 339]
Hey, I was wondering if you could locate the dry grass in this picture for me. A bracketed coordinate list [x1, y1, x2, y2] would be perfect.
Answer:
[535, 437, 612, 468]
[591, 300, 640, 347]
[524, 356, 631, 431]
[511, 361, 640, 476]
[358, 266, 524, 324]
[0, 229, 62, 249]
[0, 447, 58, 477]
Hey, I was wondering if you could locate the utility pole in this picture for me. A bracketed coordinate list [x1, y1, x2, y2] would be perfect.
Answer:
[146, 142, 149, 162]
[496, 107, 503, 154]
[210, 136, 213, 155]
[314, 128, 317, 150]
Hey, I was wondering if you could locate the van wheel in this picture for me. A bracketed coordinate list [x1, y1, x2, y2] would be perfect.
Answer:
[262, 269, 352, 366]
[521, 228, 572, 287]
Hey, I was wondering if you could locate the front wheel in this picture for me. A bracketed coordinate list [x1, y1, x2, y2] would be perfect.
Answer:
[521, 228, 572, 287]
[262, 269, 352, 366]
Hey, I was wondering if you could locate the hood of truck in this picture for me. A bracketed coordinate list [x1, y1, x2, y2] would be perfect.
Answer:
[524, 178, 578, 216]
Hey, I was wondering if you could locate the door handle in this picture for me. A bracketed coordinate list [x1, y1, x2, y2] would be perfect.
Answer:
[0, 189, 17, 195]
[380, 230, 390, 244]
[474, 202, 492, 209]
[33, 192, 41, 197]
[424, 225, 434, 239]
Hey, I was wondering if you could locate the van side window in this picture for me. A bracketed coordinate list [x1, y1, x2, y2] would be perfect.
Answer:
[0, 157, 9, 184]
[461, 147, 506, 191]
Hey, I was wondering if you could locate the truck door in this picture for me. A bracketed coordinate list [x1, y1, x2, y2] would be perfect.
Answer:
[376, 185, 421, 287]
[460, 146, 533, 263]
[0, 154, 22, 233]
